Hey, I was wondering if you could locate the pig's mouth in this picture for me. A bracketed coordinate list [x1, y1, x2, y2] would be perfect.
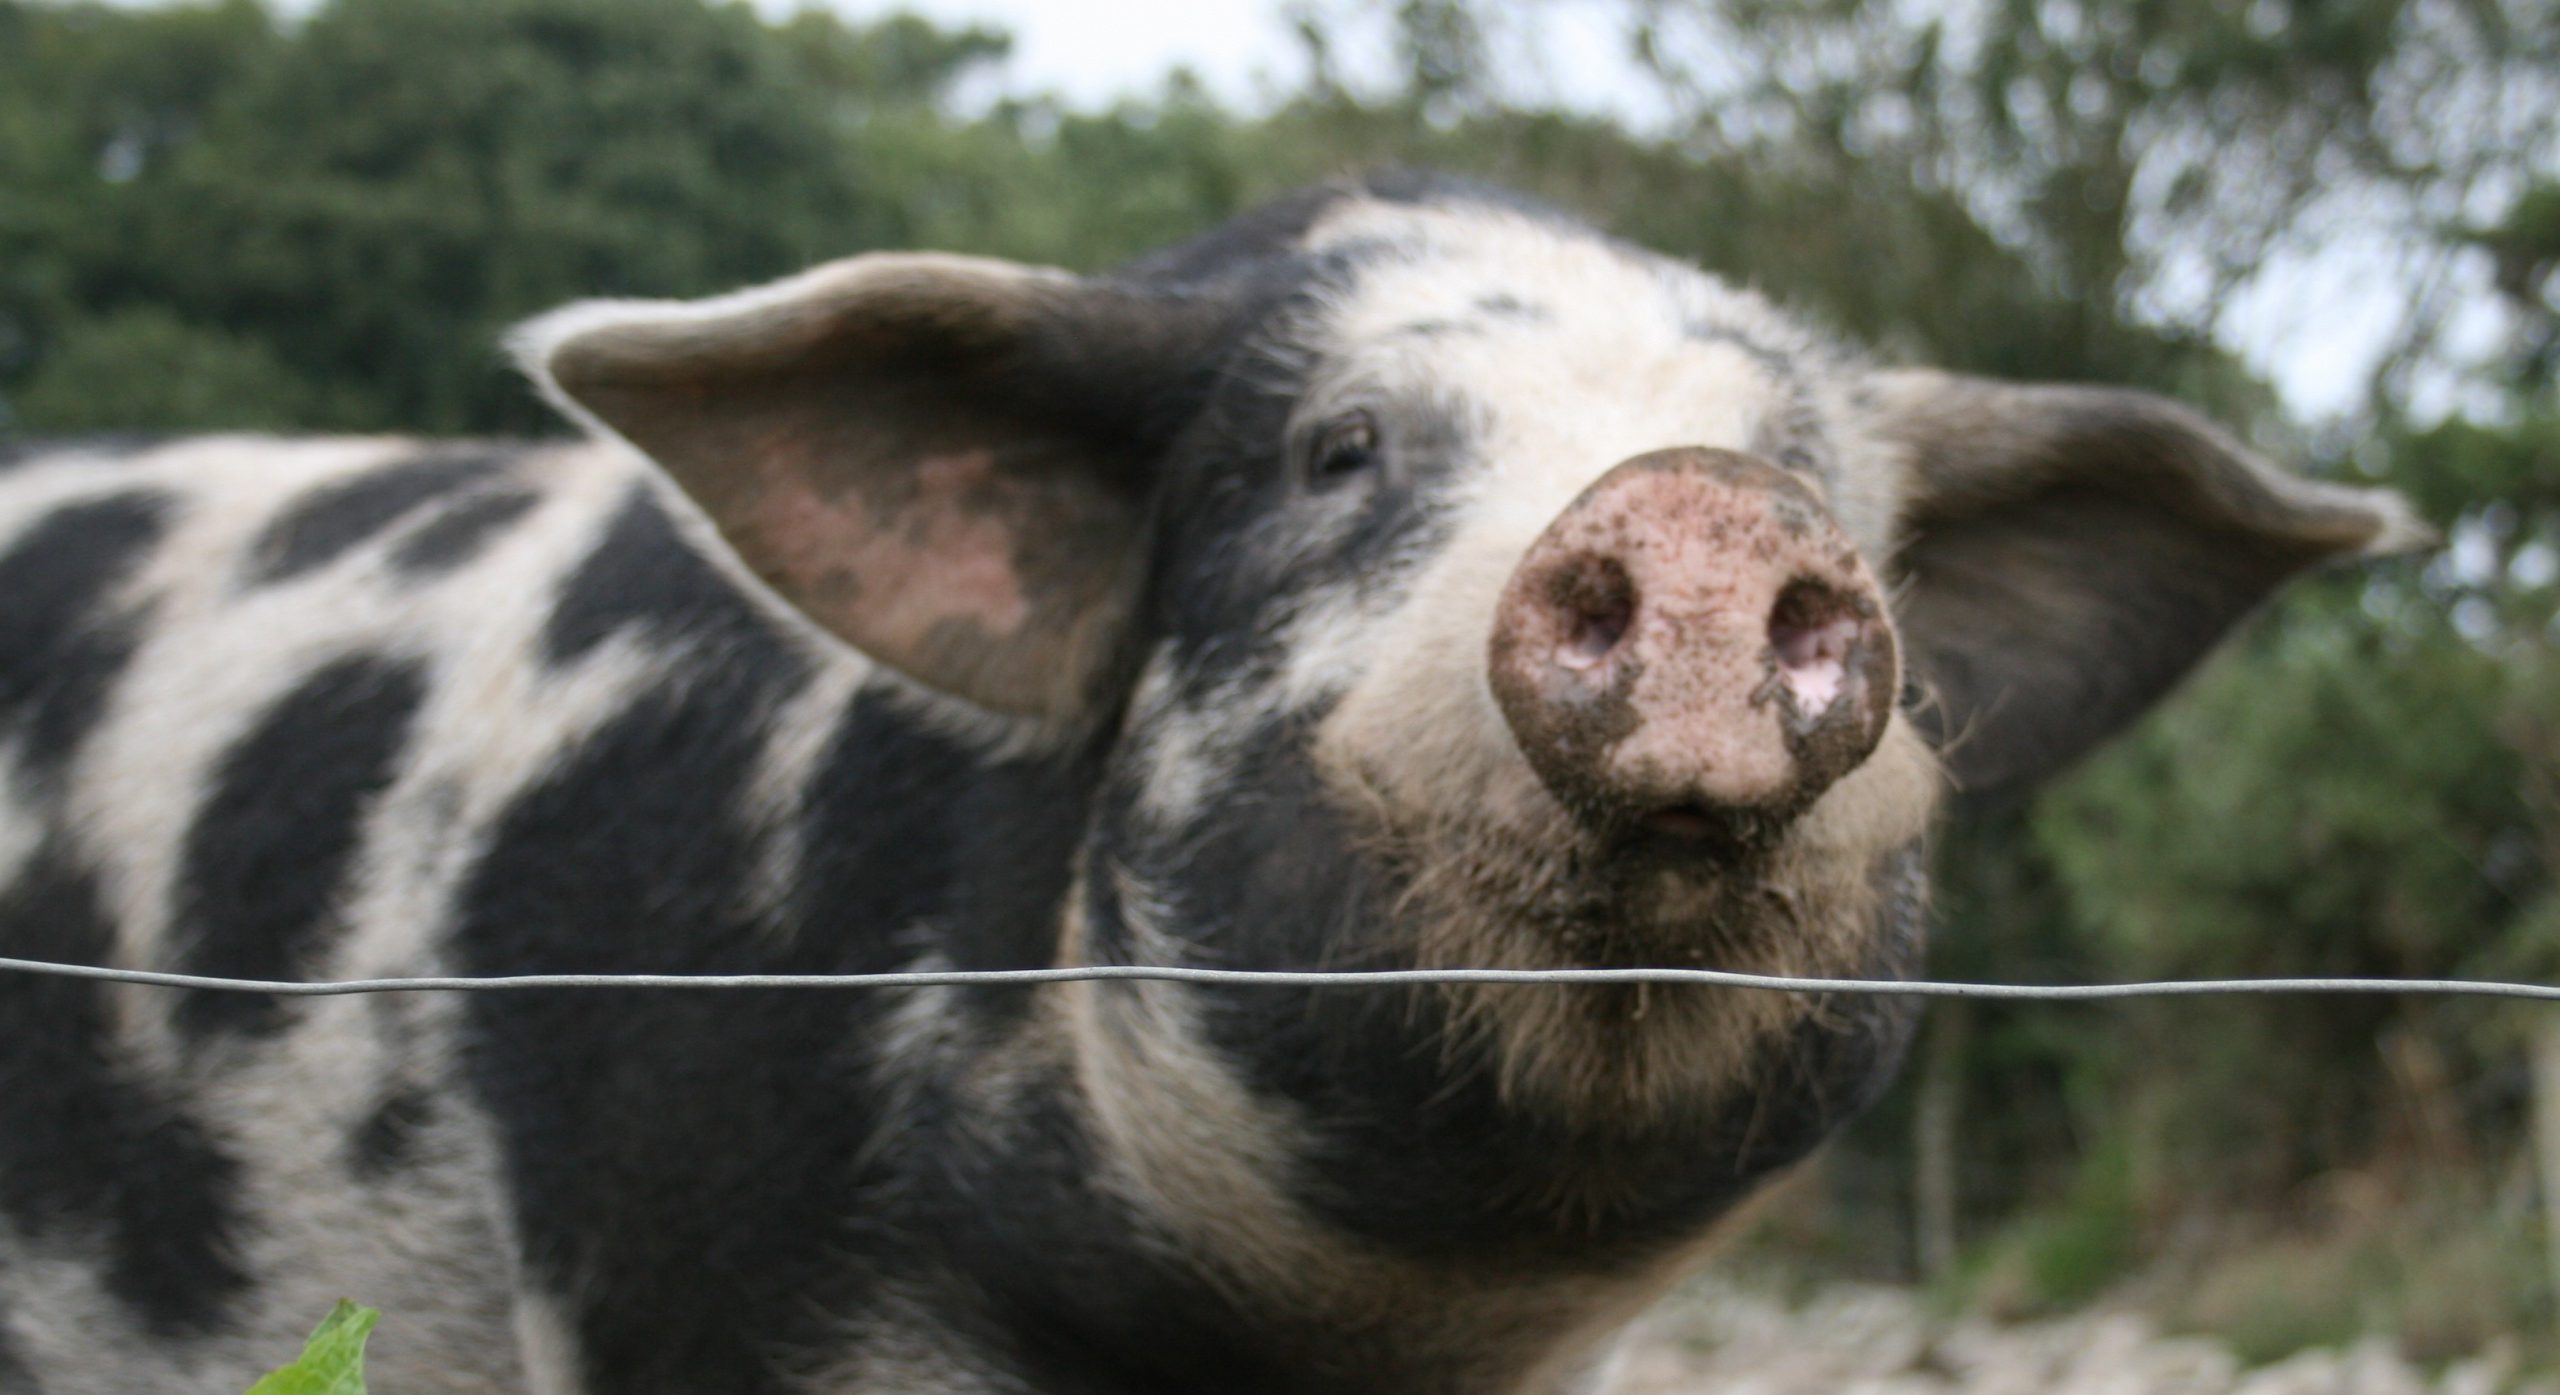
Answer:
[1638, 804, 1726, 840]
[1627, 790, 1802, 851]
[1380, 779, 1810, 966]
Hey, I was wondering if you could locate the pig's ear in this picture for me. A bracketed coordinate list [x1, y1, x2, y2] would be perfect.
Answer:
[1872, 370, 2432, 806]
[514, 253, 1227, 721]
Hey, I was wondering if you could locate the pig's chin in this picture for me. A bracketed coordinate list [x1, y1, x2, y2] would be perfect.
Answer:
[1402, 724, 1936, 945]
[1319, 728, 1934, 1122]
[1358, 792, 1895, 1123]
[1515, 825, 1822, 970]
[1319, 704, 1939, 975]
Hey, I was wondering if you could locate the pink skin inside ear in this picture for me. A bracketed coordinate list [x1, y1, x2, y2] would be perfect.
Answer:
[750, 446, 1033, 654]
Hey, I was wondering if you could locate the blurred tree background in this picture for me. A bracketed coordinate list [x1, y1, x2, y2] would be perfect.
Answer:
[1, 0, 2553, 1367]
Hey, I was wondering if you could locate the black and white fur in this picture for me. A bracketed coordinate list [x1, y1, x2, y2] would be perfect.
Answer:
[0, 173, 2422, 1394]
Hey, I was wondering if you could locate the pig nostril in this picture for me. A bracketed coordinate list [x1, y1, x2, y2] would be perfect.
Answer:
[1769, 582, 1863, 715]
[1563, 599, 1631, 669]
[1548, 554, 1635, 671]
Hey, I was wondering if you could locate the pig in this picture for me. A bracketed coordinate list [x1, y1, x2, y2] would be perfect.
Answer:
[0, 171, 2424, 1393]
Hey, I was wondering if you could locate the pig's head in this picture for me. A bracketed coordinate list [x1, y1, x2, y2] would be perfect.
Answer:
[519, 173, 2424, 1227]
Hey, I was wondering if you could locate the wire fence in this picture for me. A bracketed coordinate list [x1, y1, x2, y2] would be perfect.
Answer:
[5, 955, 2558, 1003]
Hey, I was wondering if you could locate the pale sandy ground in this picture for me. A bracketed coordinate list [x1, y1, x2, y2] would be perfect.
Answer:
[1618, 1282, 2555, 1395]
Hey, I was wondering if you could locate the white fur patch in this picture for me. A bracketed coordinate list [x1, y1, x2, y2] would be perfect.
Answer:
[1126, 651, 1234, 827]
[740, 657, 869, 917]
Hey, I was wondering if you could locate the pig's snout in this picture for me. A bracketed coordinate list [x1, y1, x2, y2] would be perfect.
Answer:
[1488, 447, 1897, 839]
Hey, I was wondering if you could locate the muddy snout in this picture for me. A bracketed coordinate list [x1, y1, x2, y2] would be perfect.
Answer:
[1488, 447, 1898, 839]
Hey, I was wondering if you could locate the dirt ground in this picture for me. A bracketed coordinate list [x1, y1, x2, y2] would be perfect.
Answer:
[1617, 1282, 2553, 1395]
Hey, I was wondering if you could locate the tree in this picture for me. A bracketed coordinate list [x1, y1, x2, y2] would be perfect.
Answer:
[0, 0, 1015, 434]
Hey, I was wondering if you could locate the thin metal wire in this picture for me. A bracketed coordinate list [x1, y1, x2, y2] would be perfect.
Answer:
[3, 955, 2557, 1002]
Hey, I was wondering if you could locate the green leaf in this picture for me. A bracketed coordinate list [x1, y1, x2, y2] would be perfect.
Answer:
[242, 1302, 377, 1395]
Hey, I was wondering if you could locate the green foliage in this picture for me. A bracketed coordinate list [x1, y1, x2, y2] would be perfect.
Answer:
[12, 306, 324, 430]
[243, 1302, 376, 1395]
[0, 0, 1004, 434]
[1976, 1138, 2144, 1313]
[2043, 594, 2528, 985]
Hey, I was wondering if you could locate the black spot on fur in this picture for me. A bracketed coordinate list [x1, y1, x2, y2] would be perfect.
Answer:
[0, 491, 174, 782]
[1148, 296, 1466, 700]
[797, 692, 1096, 984]
[1753, 386, 1832, 479]
[543, 488, 783, 665]
[456, 671, 884, 1390]
[250, 450, 509, 582]
[460, 488, 880, 1388]
[0, 846, 251, 1335]
[1115, 182, 1356, 288]
[348, 1087, 434, 1179]
[172, 655, 428, 1038]
[455, 678, 1131, 1393]
[458, 474, 1183, 1388]
[869, 1079, 1340, 1395]
[389, 486, 540, 574]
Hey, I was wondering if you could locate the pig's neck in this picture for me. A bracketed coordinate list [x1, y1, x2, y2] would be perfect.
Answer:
[857, 716, 1920, 1394]
[1069, 735, 1917, 1252]
[890, 977, 1715, 1395]
[1013, 761, 1911, 1393]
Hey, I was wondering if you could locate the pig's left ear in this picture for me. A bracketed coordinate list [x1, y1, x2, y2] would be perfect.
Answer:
[1872, 370, 2432, 806]
[515, 253, 1230, 722]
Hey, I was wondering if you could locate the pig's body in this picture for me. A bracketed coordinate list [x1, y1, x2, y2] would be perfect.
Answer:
[0, 174, 2421, 1393]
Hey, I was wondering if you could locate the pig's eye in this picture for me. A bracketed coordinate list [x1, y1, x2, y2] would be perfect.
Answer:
[1305, 411, 1382, 491]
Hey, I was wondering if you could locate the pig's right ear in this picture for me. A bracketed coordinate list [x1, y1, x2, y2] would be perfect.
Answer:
[1872, 371, 2432, 807]
[514, 254, 1229, 722]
